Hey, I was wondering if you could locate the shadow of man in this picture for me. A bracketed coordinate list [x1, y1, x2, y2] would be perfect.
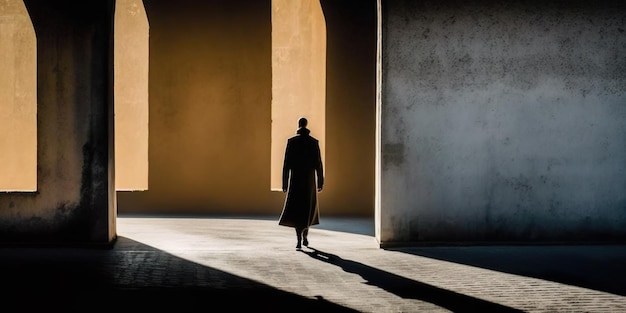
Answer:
[302, 247, 524, 313]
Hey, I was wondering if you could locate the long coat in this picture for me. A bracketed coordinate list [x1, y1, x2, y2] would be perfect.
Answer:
[278, 127, 324, 229]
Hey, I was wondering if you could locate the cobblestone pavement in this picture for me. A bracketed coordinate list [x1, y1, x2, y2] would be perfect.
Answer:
[1, 215, 625, 312]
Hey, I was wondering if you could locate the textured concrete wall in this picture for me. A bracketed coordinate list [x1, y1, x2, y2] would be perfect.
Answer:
[118, 0, 376, 217]
[0, 0, 115, 244]
[380, 0, 626, 244]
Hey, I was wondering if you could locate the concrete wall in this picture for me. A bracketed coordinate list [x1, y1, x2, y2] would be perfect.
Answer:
[118, 0, 377, 217]
[379, 0, 626, 244]
[0, 0, 115, 244]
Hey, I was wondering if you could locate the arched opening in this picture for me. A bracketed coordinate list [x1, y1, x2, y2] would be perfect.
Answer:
[114, 0, 149, 191]
[0, 0, 37, 192]
[270, 0, 326, 191]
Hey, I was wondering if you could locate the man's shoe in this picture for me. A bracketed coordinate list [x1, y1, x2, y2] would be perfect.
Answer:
[303, 238, 308, 247]
[296, 242, 302, 250]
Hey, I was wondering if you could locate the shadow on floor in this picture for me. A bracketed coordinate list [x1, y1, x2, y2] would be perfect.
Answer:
[390, 245, 626, 296]
[303, 247, 524, 313]
[0, 237, 358, 313]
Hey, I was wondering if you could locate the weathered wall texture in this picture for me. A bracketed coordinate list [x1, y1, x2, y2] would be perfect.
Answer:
[380, 0, 626, 244]
[118, 0, 376, 217]
[0, 0, 115, 244]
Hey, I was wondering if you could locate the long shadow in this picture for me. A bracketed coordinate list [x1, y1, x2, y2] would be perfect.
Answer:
[391, 245, 626, 296]
[302, 247, 523, 313]
[0, 237, 358, 313]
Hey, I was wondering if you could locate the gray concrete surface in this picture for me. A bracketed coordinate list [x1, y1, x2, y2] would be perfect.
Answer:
[1, 215, 625, 312]
[379, 0, 626, 243]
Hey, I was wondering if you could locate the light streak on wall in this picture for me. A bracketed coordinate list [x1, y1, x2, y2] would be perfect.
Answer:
[0, 0, 36, 191]
[271, 0, 326, 191]
[114, 0, 149, 191]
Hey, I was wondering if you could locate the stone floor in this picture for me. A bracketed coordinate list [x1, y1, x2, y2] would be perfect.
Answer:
[1, 215, 625, 312]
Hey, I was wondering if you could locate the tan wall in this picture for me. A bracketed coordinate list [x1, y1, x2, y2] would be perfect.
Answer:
[115, 0, 149, 191]
[321, 0, 377, 216]
[0, 0, 36, 191]
[118, 0, 376, 217]
[271, 0, 326, 191]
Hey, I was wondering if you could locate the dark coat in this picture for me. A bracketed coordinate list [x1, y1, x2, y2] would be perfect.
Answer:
[278, 127, 324, 228]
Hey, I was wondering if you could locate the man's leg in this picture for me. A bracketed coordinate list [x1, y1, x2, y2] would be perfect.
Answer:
[302, 228, 309, 246]
[295, 227, 303, 249]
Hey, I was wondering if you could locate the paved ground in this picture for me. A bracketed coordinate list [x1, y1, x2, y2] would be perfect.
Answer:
[1, 215, 625, 312]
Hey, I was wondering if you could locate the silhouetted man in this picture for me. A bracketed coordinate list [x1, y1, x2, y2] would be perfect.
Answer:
[278, 117, 324, 250]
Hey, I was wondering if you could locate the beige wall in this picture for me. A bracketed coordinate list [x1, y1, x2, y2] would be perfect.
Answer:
[271, 0, 326, 191]
[118, 0, 376, 217]
[115, 0, 149, 191]
[0, 0, 36, 191]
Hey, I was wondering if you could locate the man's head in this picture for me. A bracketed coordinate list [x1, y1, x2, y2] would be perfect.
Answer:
[298, 117, 308, 128]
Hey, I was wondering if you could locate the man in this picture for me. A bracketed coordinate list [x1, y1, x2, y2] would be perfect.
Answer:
[278, 117, 324, 250]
